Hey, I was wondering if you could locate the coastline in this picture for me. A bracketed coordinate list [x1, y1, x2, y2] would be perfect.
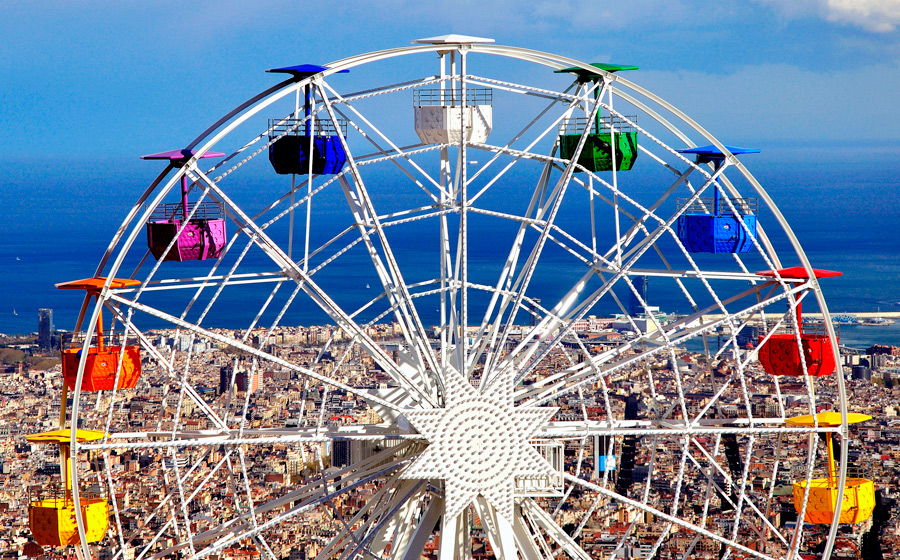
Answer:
[3, 310, 898, 352]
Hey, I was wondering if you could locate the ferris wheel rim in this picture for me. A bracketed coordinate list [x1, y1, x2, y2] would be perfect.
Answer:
[56, 38, 855, 560]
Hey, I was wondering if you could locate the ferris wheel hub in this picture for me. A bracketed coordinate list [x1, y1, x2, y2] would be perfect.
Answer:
[402, 368, 557, 521]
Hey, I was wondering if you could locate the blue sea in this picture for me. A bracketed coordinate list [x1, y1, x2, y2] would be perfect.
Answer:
[1, 141, 899, 349]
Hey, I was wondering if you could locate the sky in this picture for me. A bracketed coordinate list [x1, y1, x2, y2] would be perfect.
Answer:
[2, 0, 900, 160]
[1, 0, 900, 335]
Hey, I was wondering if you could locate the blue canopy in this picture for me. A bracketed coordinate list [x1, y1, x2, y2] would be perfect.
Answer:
[678, 145, 760, 163]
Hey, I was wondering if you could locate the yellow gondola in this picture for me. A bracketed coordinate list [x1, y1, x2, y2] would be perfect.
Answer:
[26, 429, 109, 547]
[787, 412, 875, 524]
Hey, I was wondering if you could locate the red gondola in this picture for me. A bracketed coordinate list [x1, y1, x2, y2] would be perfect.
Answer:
[756, 267, 841, 377]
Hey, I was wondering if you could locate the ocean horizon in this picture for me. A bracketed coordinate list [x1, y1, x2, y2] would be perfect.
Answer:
[2, 140, 899, 349]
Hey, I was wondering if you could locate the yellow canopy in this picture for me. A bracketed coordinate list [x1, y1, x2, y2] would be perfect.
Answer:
[786, 412, 872, 427]
[26, 429, 106, 444]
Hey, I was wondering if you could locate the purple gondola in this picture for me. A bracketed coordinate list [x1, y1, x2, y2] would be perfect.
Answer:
[142, 149, 227, 262]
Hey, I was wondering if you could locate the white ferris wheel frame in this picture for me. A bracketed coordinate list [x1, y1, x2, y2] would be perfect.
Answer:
[56, 37, 851, 560]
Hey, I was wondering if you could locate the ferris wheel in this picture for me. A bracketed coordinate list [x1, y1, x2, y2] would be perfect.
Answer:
[30, 35, 875, 560]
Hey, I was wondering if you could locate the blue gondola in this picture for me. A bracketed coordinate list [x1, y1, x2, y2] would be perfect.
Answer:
[675, 145, 760, 253]
[266, 65, 349, 175]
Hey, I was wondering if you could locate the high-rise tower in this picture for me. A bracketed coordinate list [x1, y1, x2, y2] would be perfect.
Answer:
[38, 309, 54, 350]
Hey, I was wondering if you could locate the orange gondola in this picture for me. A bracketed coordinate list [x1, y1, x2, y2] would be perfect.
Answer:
[57, 277, 142, 391]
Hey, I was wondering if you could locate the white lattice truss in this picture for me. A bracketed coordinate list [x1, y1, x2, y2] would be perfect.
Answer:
[55, 35, 853, 560]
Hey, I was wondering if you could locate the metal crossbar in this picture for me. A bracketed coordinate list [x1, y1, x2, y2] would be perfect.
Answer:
[269, 118, 348, 137]
[764, 322, 839, 337]
[677, 197, 758, 215]
[790, 463, 873, 481]
[65, 332, 134, 350]
[149, 202, 225, 221]
[29, 482, 105, 505]
[559, 115, 638, 135]
[413, 88, 492, 107]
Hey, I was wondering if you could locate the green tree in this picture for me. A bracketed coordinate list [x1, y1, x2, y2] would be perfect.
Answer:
[0, 348, 24, 365]
[28, 357, 60, 371]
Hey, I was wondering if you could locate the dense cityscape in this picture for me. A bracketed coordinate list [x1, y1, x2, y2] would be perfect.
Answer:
[2, 310, 899, 560]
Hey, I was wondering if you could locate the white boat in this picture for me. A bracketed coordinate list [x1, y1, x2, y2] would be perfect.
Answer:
[859, 317, 896, 326]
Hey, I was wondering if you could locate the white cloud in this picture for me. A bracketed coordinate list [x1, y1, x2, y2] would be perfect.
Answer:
[759, 0, 900, 33]
[823, 0, 900, 32]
